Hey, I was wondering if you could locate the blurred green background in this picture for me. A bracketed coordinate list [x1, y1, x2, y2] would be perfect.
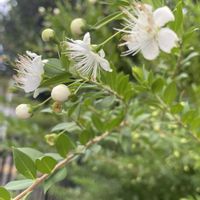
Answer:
[1, 0, 200, 200]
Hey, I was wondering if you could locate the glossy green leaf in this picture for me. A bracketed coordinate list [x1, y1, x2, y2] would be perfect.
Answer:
[18, 147, 43, 161]
[171, 103, 184, 114]
[45, 153, 63, 161]
[173, 0, 183, 34]
[51, 122, 80, 132]
[4, 179, 34, 191]
[36, 156, 57, 174]
[132, 67, 144, 82]
[163, 82, 177, 105]
[92, 114, 104, 132]
[41, 72, 70, 87]
[151, 77, 165, 93]
[190, 116, 200, 130]
[44, 58, 64, 76]
[43, 168, 67, 194]
[182, 110, 198, 125]
[13, 148, 37, 179]
[79, 130, 94, 145]
[55, 133, 75, 157]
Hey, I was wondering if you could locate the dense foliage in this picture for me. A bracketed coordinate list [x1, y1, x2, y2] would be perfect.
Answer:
[1, 0, 200, 200]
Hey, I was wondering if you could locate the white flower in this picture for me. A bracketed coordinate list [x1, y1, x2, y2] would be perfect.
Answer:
[15, 104, 31, 119]
[119, 3, 179, 60]
[65, 32, 112, 80]
[51, 84, 71, 102]
[14, 51, 44, 93]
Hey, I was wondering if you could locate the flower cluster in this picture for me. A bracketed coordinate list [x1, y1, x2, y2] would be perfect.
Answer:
[13, 3, 178, 119]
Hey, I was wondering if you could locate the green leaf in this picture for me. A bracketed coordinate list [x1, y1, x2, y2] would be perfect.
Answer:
[101, 71, 133, 102]
[45, 153, 63, 161]
[4, 179, 34, 191]
[13, 148, 37, 179]
[44, 58, 64, 76]
[79, 130, 94, 145]
[132, 67, 144, 82]
[170, 103, 184, 114]
[190, 116, 200, 130]
[105, 111, 124, 131]
[55, 133, 75, 157]
[0, 187, 11, 200]
[92, 114, 104, 132]
[43, 168, 67, 194]
[51, 122, 80, 132]
[182, 110, 198, 125]
[36, 156, 57, 174]
[41, 72, 70, 87]
[18, 147, 43, 161]
[163, 82, 177, 105]
[151, 77, 165, 93]
[173, 0, 183, 34]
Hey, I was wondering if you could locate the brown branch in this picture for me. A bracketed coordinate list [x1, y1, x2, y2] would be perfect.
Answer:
[13, 123, 125, 200]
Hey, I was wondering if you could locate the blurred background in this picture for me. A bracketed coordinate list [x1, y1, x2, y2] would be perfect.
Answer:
[1, 0, 200, 200]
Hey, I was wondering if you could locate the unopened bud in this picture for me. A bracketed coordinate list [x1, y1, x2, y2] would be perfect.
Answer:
[38, 6, 45, 14]
[51, 84, 71, 102]
[15, 104, 32, 119]
[41, 28, 55, 42]
[70, 18, 86, 36]
[53, 8, 60, 15]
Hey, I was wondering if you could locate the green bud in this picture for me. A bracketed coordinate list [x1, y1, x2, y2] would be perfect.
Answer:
[41, 28, 55, 42]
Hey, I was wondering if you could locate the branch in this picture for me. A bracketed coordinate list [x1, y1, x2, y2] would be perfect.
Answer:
[13, 122, 125, 200]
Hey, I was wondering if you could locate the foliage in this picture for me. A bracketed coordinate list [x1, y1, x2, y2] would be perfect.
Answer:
[1, 0, 200, 200]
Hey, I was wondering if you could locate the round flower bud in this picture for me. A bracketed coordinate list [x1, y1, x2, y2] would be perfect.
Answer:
[38, 6, 45, 14]
[70, 18, 86, 36]
[53, 8, 60, 15]
[51, 84, 71, 102]
[41, 28, 55, 42]
[15, 104, 31, 119]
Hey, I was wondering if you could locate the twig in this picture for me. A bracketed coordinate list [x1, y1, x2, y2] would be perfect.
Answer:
[13, 122, 125, 200]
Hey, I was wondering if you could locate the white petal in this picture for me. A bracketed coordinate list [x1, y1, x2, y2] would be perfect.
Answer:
[32, 56, 44, 74]
[26, 51, 38, 58]
[153, 6, 175, 27]
[98, 56, 112, 72]
[99, 49, 105, 58]
[23, 75, 41, 93]
[158, 28, 178, 53]
[83, 32, 91, 45]
[141, 39, 159, 60]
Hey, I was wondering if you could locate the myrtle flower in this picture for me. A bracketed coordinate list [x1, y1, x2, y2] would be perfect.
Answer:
[119, 3, 179, 60]
[65, 32, 112, 80]
[14, 51, 44, 93]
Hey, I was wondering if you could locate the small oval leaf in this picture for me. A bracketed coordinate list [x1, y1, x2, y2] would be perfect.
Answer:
[55, 134, 75, 157]
[13, 148, 36, 179]
[36, 156, 57, 174]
